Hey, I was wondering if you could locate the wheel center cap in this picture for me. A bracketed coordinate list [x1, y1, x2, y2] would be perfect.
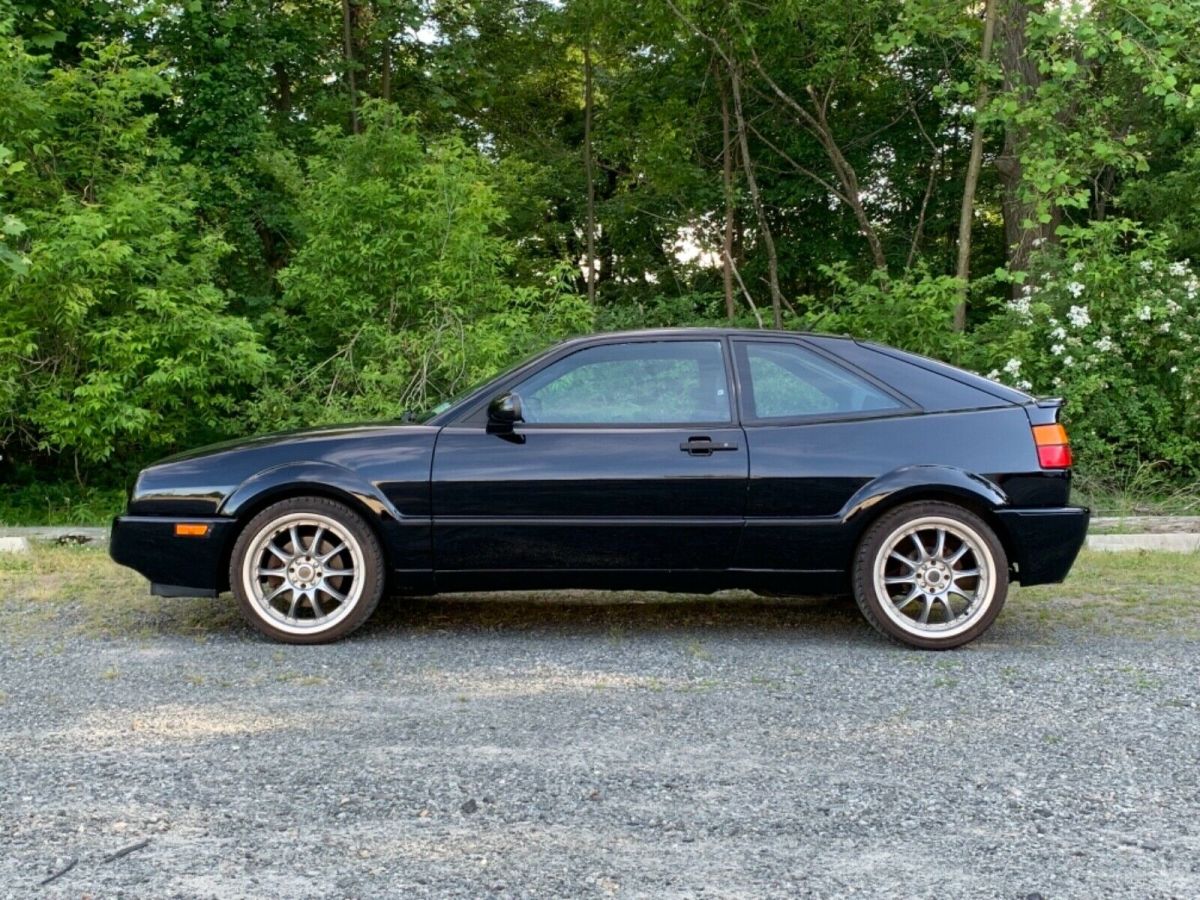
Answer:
[293, 563, 315, 583]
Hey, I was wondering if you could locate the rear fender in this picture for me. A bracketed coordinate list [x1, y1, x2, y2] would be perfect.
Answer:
[840, 465, 1009, 526]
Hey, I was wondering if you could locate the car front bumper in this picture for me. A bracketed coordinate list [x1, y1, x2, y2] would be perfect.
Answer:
[994, 506, 1090, 586]
[109, 515, 238, 597]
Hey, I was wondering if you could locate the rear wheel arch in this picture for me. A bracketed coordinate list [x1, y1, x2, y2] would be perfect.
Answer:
[846, 484, 1018, 574]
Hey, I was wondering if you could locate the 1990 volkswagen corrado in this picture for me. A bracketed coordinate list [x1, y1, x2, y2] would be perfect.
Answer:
[111, 329, 1089, 649]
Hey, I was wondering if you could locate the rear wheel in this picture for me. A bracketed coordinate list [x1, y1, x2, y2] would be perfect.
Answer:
[230, 497, 385, 644]
[852, 501, 1008, 650]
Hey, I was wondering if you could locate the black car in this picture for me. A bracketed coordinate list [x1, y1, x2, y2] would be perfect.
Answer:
[110, 328, 1089, 649]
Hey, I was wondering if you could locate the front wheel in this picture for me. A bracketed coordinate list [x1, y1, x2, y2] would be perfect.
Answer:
[229, 497, 385, 644]
[852, 501, 1008, 650]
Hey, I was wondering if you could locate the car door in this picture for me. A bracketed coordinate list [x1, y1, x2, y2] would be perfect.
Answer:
[730, 337, 916, 572]
[431, 337, 748, 575]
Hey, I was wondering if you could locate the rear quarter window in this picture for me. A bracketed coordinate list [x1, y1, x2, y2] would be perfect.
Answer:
[817, 340, 1027, 412]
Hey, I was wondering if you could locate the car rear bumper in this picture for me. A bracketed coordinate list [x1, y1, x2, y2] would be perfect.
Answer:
[995, 506, 1090, 586]
[109, 515, 237, 597]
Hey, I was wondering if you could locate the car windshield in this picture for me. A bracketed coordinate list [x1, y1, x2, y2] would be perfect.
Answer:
[417, 343, 556, 423]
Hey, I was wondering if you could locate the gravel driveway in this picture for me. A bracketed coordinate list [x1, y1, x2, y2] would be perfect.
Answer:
[1, 547, 1198, 898]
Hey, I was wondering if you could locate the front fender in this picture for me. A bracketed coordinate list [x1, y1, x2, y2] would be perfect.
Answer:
[219, 461, 404, 522]
[839, 465, 1009, 524]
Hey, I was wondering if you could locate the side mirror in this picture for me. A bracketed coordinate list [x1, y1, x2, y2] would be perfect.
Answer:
[487, 391, 524, 432]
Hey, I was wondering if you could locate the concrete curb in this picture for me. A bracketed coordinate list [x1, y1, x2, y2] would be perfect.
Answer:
[1087, 533, 1200, 553]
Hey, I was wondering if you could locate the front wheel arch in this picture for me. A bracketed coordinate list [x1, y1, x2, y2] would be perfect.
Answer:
[229, 495, 386, 643]
[218, 483, 391, 593]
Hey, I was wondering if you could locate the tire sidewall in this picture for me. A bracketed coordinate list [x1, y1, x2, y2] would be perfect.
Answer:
[230, 497, 385, 644]
[853, 501, 1009, 650]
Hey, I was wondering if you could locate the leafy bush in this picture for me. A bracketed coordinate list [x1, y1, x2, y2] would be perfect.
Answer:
[803, 264, 975, 363]
[0, 39, 270, 469]
[251, 105, 592, 429]
[974, 220, 1200, 477]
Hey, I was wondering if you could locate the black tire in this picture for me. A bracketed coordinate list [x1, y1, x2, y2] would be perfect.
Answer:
[229, 496, 385, 644]
[852, 500, 1008, 650]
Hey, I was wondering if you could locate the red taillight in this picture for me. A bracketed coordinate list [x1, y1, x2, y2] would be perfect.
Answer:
[1032, 423, 1072, 469]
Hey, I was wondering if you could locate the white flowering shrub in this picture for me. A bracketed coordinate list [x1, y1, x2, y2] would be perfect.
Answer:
[974, 220, 1200, 477]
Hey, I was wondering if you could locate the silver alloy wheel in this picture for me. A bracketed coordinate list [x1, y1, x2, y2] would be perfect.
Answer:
[240, 512, 365, 636]
[872, 515, 997, 640]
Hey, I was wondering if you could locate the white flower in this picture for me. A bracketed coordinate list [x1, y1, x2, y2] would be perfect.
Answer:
[1067, 282, 1085, 298]
[1072, 262, 1085, 273]
[1003, 358, 1022, 375]
[1138, 305, 1152, 321]
[1063, 356, 1075, 367]
[1067, 305, 1091, 328]
[1171, 366, 1179, 373]
[986, 369, 1000, 380]
[1032, 237, 1045, 249]
[1167, 298, 1182, 315]
[1051, 343, 1065, 355]
[1159, 322, 1172, 333]
[1169, 261, 1189, 277]
[1017, 379, 1033, 391]
[1050, 326, 1067, 340]
[1140, 260, 1155, 272]
[1093, 335, 1114, 352]
[1007, 296, 1032, 318]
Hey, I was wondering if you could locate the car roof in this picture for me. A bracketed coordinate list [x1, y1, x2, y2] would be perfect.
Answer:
[556, 327, 855, 346]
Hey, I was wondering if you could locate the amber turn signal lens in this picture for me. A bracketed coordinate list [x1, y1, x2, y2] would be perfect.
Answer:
[1031, 424, 1068, 446]
[174, 523, 210, 537]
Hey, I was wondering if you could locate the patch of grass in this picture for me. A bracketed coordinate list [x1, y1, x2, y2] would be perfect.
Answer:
[0, 543, 242, 642]
[1073, 465, 1200, 517]
[1012, 550, 1200, 637]
[275, 671, 326, 686]
[0, 482, 127, 526]
[1, 544, 1197, 646]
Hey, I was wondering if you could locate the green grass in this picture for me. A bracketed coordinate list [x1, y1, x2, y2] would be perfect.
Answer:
[0, 482, 127, 526]
[1073, 466, 1200, 517]
[0, 543, 240, 640]
[0, 543, 1197, 643]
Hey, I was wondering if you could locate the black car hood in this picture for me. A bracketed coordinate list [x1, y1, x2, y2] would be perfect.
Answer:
[151, 421, 430, 467]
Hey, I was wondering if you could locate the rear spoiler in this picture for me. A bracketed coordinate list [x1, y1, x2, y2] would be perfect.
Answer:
[1025, 397, 1064, 427]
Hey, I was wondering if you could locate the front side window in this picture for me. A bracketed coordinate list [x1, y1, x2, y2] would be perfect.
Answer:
[515, 340, 731, 424]
[736, 341, 903, 420]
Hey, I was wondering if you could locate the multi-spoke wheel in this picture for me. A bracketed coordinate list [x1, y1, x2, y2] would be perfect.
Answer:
[852, 501, 1008, 649]
[230, 497, 384, 643]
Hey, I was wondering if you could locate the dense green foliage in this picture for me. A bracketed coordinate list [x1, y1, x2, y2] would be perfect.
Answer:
[2, 0, 1200, 520]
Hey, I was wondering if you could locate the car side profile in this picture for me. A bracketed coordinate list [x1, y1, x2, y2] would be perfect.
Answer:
[110, 328, 1089, 649]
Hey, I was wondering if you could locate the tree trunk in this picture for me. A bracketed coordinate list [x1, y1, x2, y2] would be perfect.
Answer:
[381, 36, 392, 102]
[719, 75, 736, 321]
[272, 61, 292, 116]
[730, 61, 783, 328]
[997, 0, 1055, 276]
[341, 0, 360, 133]
[953, 0, 999, 332]
[583, 42, 597, 305]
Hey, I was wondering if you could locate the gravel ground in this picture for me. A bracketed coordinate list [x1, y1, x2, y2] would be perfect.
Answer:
[1, 547, 1198, 898]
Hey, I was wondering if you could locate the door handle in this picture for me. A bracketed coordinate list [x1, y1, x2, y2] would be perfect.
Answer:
[680, 436, 739, 456]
